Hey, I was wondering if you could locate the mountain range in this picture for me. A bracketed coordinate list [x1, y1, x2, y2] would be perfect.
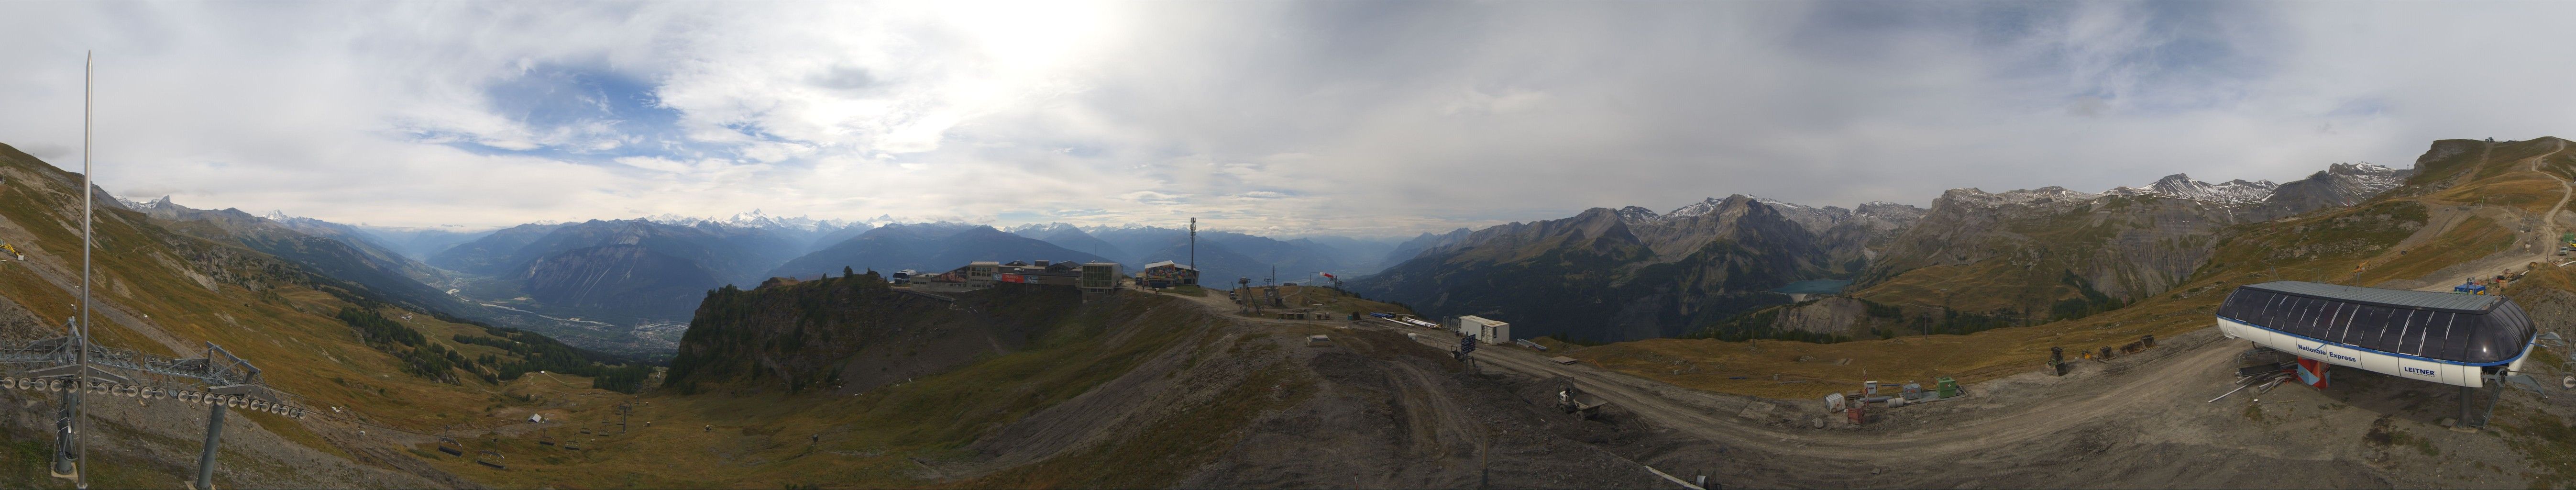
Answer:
[1352, 160, 2415, 343]
[95, 149, 2420, 351]
[768, 223, 1112, 278]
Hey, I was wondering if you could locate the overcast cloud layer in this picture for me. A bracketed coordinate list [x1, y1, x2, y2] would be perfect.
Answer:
[3, 2, 2574, 236]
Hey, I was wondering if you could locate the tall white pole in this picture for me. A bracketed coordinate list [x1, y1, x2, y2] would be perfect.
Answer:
[61, 50, 91, 490]
[76, 49, 94, 490]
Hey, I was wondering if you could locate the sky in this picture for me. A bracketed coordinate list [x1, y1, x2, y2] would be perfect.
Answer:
[3, 2, 2576, 237]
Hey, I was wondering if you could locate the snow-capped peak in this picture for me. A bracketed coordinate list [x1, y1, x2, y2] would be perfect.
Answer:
[2105, 174, 2277, 204]
[1007, 222, 1087, 235]
[1662, 196, 1741, 219]
[113, 196, 159, 211]
[1612, 206, 1661, 223]
[642, 209, 848, 231]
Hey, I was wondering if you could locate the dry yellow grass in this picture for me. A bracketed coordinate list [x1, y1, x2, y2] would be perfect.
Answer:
[1847, 262, 2074, 315]
[1569, 141, 2576, 401]
[1571, 299, 2209, 400]
[2356, 216, 2513, 285]
[2423, 174, 2565, 213]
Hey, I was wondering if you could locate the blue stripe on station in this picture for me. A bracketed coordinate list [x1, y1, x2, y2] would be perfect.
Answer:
[2219, 315, 2521, 367]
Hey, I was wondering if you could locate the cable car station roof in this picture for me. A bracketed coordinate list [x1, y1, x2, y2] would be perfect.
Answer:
[2239, 280, 2505, 313]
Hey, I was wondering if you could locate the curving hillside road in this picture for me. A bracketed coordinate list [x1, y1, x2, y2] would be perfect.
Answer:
[2412, 138, 2572, 292]
[1420, 329, 2278, 486]
[1153, 285, 2404, 487]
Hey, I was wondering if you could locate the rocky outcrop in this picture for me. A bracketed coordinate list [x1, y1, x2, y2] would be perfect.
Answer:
[664, 276, 1079, 395]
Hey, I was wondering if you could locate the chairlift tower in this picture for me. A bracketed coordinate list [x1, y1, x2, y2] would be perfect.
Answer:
[0, 53, 303, 490]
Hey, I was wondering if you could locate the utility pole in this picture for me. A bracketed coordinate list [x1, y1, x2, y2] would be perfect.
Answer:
[1188, 218, 1196, 286]
[54, 51, 95, 490]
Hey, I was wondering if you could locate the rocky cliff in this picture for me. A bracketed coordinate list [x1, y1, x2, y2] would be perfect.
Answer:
[664, 275, 1079, 395]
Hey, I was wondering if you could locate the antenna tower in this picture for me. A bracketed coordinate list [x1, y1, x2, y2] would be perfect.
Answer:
[1188, 218, 1196, 285]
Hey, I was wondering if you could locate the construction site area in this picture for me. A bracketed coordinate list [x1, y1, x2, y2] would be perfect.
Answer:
[1185, 282, 2576, 489]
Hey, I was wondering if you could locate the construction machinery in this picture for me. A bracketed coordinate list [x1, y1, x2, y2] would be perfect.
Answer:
[1558, 385, 1608, 420]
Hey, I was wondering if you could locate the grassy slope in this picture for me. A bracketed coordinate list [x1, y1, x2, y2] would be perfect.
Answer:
[1568, 138, 2570, 400]
[0, 144, 627, 486]
[408, 291, 1233, 489]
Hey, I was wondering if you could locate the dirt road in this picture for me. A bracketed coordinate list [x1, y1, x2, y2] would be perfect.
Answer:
[2412, 139, 2572, 292]
[1155, 285, 2560, 488]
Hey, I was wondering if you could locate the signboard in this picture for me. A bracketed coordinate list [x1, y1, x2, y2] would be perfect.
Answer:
[996, 273, 1027, 284]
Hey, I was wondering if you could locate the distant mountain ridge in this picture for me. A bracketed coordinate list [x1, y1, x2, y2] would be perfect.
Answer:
[1863, 161, 2417, 301]
[2097, 163, 2410, 219]
[348, 224, 495, 260]
[1353, 157, 2411, 343]
[520, 244, 724, 319]
[124, 196, 457, 310]
[768, 223, 1111, 279]
[431, 218, 812, 284]
[1007, 223, 1128, 261]
[1353, 195, 1917, 342]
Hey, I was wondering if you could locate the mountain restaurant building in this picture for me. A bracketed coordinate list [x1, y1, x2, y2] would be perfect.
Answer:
[1136, 261, 1199, 288]
[966, 261, 1001, 288]
[1080, 262, 1123, 296]
[994, 260, 1085, 286]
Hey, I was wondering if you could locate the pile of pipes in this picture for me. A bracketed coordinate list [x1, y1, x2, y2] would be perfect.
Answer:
[2208, 359, 2295, 403]
[0, 377, 305, 418]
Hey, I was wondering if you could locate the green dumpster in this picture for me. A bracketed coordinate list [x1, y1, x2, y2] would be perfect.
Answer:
[1935, 377, 1960, 399]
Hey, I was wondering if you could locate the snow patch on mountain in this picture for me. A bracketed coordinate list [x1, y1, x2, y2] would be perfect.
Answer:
[1612, 206, 1661, 223]
[1006, 222, 1087, 235]
[2103, 174, 2278, 204]
[1941, 187, 2104, 209]
[643, 209, 854, 231]
[2317, 162, 2408, 192]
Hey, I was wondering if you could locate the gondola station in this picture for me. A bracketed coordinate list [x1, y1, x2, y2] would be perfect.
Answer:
[2215, 280, 2556, 427]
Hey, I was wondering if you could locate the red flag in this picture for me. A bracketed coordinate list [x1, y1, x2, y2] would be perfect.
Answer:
[1322, 273, 1335, 278]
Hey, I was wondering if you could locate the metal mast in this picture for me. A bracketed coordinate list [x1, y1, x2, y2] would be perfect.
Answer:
[1188, 218, 1195, 285]
[59, 49, 95, 490]
[77, 49, 96, 490]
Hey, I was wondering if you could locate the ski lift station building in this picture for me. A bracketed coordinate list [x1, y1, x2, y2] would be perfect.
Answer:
[1456, 315, 1511, 345]
[2216, 280, 2539, 388]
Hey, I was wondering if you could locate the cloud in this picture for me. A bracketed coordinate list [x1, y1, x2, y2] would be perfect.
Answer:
[1, 2, 2575, 236]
